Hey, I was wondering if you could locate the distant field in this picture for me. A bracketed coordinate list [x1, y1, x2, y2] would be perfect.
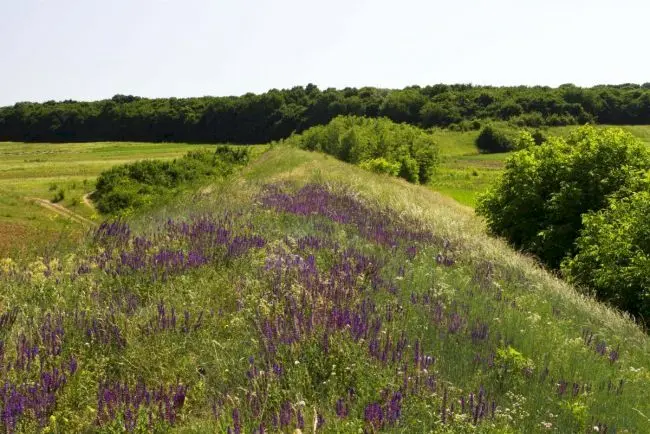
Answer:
[429, 125, 650, 206]
[0, 142, 264, 256]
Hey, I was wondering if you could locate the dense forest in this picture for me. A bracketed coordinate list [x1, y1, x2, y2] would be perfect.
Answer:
[1, 83, 650, 143]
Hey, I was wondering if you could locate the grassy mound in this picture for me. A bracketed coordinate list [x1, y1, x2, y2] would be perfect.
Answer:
[0, 147, 648, 432]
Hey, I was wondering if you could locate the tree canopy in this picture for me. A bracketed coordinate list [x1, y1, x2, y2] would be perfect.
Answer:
[2, 84, 650, 143]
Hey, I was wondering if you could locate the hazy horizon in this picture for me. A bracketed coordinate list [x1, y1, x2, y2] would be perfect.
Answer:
[2, 0, 649, 106]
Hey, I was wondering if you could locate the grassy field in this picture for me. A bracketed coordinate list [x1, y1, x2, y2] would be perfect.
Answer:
[0, 142, 265, 256]
[0, 146, 648, 432]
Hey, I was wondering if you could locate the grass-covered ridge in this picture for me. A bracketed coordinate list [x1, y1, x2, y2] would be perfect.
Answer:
[0, 147, 648, 432]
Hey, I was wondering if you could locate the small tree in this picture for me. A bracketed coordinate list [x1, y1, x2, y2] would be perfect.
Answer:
[475, 125, 516, 153]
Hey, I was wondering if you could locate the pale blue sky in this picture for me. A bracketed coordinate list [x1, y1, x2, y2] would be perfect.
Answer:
[1, 0, 648, 105]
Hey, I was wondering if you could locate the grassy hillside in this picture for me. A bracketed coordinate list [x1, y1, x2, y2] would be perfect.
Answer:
[0, 146, 648, 432]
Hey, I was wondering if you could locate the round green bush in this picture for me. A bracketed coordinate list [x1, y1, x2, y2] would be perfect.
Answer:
[477, 126, 650, 269]
[475, 125, 516, 153]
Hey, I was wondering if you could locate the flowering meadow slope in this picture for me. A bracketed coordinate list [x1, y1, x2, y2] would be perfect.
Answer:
[0, 147, 649, 433]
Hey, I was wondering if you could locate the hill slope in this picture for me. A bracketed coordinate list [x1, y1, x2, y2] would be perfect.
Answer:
[1, 146, 649, 433]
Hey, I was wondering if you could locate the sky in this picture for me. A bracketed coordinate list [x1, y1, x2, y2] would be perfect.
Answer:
[1, 0, 649, 106]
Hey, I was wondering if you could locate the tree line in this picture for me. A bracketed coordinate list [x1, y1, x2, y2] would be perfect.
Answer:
[1, 83, 650, 143]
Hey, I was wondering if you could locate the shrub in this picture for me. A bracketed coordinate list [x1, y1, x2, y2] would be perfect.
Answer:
[510, 112, 545, 128]
[477, 126, 650, 268]
[288, 116, 439, 184]
[562, 191, 650, 319]
[531, 129, 547, 145]
[397, 156, 419, 183]
[448, 120, 482, 132]
[214, 145, 250, 165]
[94, 147, 249, 214]
[475, 125, 516, 153]
[52, 188, 65, 203]
[546, 113, 577, 126]
[511, 130, 545, 150]
[359, 158, 401, 176]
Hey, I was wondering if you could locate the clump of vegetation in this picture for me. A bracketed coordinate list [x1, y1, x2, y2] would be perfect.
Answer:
[287, 115, 439, 184]
[359, 158, 401, 176]
[563, 191, 650, 319]
[68, 195, 80, 207]
[52, 188, 65, 203]
[478, 126, 650, 269]
[475, 125, 517, 153]
[93, 146, 249, 214]
[478, 125, 650, 319]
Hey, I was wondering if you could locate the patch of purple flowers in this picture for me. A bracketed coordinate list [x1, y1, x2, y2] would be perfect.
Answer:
[96, 380, 188, 431]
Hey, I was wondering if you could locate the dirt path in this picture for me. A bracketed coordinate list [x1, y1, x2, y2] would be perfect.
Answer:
[26, 197, 96, 227]
[82, 192, 95, 210]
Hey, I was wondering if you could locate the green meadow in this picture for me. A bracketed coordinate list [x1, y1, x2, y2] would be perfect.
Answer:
[0, 142, 266, 255]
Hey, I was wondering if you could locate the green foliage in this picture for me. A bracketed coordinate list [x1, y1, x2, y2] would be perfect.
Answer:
[531, 129, 547, 145]
[562, 191, 650, 319]
[3, 84, 650, 143]
[359, 158, 400, 177]
[477, 126, 650, 269]
[52, 188, 65, 203]
[510, 112, 545, 128]
[476, 125, 517, 153]
[93, 147, 249, 214]
[213, 145, 250, 165]
[287, 115, 439, 184]
[512, 131, 535, 151]
[493, 346, 535, 390]
[397, 156, 420, 183]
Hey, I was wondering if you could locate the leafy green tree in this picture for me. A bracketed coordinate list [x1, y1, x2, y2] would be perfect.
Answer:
[419, 102, 462, 127]
[380, 89, 426, 124]
[477, 126, 650, 268]
[475, 125, 516, 153]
